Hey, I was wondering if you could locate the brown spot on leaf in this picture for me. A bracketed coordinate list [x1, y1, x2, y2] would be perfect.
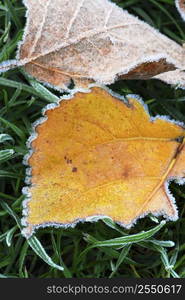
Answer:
[72, 167, 78, 173]
[122, 167, 130, 179]
[64, 156, 72, 164]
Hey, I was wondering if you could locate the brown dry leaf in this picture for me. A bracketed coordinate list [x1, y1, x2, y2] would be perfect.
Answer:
[1, 0, 185, 89]
[22, 86, 185, 237]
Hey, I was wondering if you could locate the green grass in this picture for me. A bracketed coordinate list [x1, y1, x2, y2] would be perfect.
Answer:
[0, 0, 185, 278]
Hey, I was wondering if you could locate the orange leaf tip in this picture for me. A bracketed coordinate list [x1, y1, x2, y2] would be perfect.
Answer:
[21, 86, 185, 238]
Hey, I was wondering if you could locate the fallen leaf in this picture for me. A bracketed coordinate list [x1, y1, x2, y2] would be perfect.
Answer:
[1, 0, 185, 89]
[22, 86, 185, 237]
